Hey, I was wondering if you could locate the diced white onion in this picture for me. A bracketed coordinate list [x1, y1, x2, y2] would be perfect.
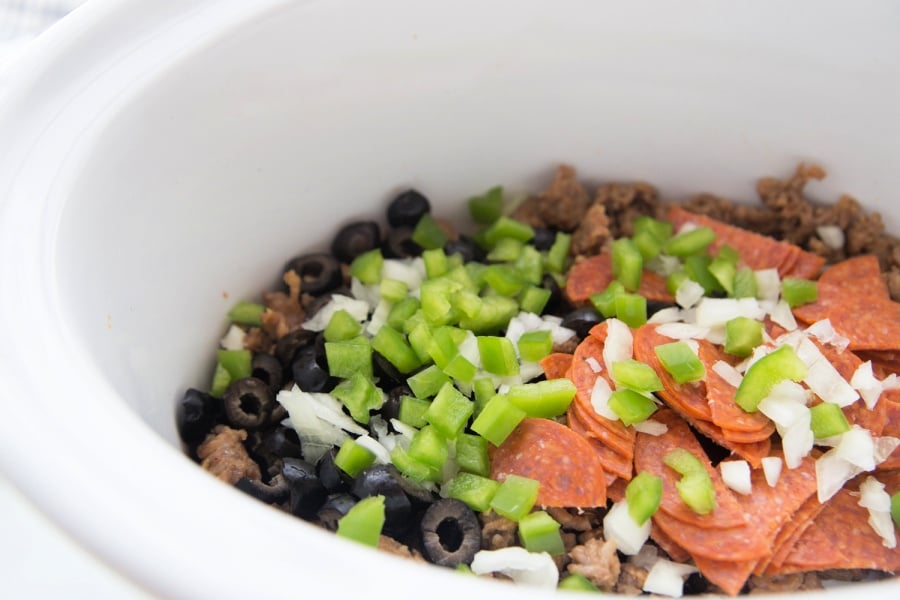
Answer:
[350, 277, 381, 309]
[642, 558, 698, 598]
[603, 318, 633, 371]
[365, 299, 392, 335]
[648, 307, 684, 324]
[769, 299, 797, 331]
[815, 449, 860, 503]
[762, 456, 783, 487]
[694, 297, 766, 329]
[757, 381, 810, 429]
[791, 336, 859, 407]
[754, 269, 781, 303]
[219, 324, 246, 350]
[277, 387, 351, 462]
[603, 499, 651, 555]
[381, 258, 424, 292]
[712, 361, 743, 388]
[805, 319, 849, 351]
[655, 322, 710, 341]
[675, 280, 705, 310]
[591, 376, 618, 421]
[458, 332, 481, 367]
[519, 361, 544, 383]
[585, 357, 602, 373]
[781, 418, 815, 469]
[720, 460, 752, 495]
[816, 225, 845, 250]
[470, 547, 559, 589]
[550, 323, 576, 345]
[874, 435, 900, 465]
[633, 420, 668, 436]
[389, 418, 417, 446]
[302, 294, 370, 331]
[835, 426, 877, 471]
[850, 361, 885, 409]
[858, 476, 897, 548]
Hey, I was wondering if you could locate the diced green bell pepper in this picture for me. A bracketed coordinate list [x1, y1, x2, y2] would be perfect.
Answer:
[412, 214, 449, 250]
[455, 433, 491, 477]
[331, 372, 383, 424]
[781, 278, 818, 307]
[724, 316, 764, 358]
[334, 438, 377, 478]
[349, 248, 383, 285]
[611, 238, 643, 292]
[336, 495, 385, 547]
[610, 359, 663, 393]
[654, 341, 706, 384]
[518, 511, 565, 555]
[470, 393, 527, 446]
[734, 345, 807, 412]
[227, 301, 265, 326]
[424, 382, 474, 440]
[625, 471, 663, 525]
[809, 402, 851, 439]
[489, 474, 540, 521]
[505, 379, 576, 418]
[478, 336, 519, 376]
[445, 472, 500, 512]
[608, 389, 658, 426]
[468, 185, 504, 224]
[663, 226, 715, 257]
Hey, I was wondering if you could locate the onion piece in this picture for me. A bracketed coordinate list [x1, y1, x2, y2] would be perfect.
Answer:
[712, 360, 743, 388]
[648, 307, 684, 324]
[643, 558, 698, 598]
[675, 280, 705, 310]
[603, 499, 651, 555]
[761, 456, 783, 487]
[805, 319, 850, 351]
[835, 425, 877, 471]
[655, 322, 710, 341]
[790, 335, 859, 407]
[694, 298, 766, 329]
[354, 434, 391, 465]
[603, 318, 633, 371]
[470, 547, 558, 589]
[858, 476, 897, 548]
[816, 225, 845, 250]
[769, 299, 797, 331]
[585, 356, 603, 373]
[277, 386, 351, 462]
[590, 376, 618, 421]
[302, 294, 370, 331]
[633, 420, 668, 436]
[754, 269, 781, 303]
[381, 258, 424, 293]
[219, 324, 246, 350]
[720, 460, 752, 495]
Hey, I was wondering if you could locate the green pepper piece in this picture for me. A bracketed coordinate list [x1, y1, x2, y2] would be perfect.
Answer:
[458, 295, 518, 334]
[544, 232, 571, 274]
[444, 354, 478, 384]
[209, 363, 231, 398]
[378, 278, 409, 304]
[482, 264, 525, 297]
[408, 425, 450, 470]
[632, 229, 665, 261]
[424, 382, 474, 440]
[684, 254, 723, 294]
[514, 245, 544, 286]
[478, 336, 519, 376]
[412, 214, 449, 250]
[486, 237, 523, 263]
[325, 336, 373, 380]
[518, 285, 552, 316]
[663, 449, 716, 515]
[455, 433, 491, 477]
[323, 309, 363, 342]
[334, 438, 377, 478]
[371, 325, 422, 374]
[663, 226, 716, 257]
[708, 255, 736, 296]
[398, 394, 430, 428]
[227, 300, 265, 326]
[625, 471, 663, 525]
[654, 341, 706, 384]
[505, 379, 577, 418]
[349, 248, 383, 285]
[615, 292, 647, 328]
[558, 573, 600, 592]
[331, 372, 383, 424]
[734, 345, 807, 412]
[610, 359, 663, 393]
[590, 280, 626, 318]
[471, 393, 527, 445]
[472, 377, 496, 416]
[666, 270, 689, 296]
[390, 446, 441, 482]
[217, 349, 252, 381]
[336, 495, 385, 547]
[445, 472, 500, 512]
[781, 278, 818, 307]
[468, 185, 504, 224]
[891, 491, 900, 528]
[489, 474, 540, 521]
[419, 278, 461, 326]
[633, 215, 673, 243]
[607, 389, 658, 426]
[732, 267, 759, 299]
[407, 365, 452, 399]
[517, 330, 553, 363]
[809, 402, 851, 439]
[611, 238, 643, 292]
[483, 216, 535, 248]
[724, 316, 764, 358]
[518, 511, 565, 555]
[386, 297, 421, 331]
[422, 247, 449, 279]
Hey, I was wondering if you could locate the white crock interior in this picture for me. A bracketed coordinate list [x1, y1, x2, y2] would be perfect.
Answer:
[0, 1, 898, 598]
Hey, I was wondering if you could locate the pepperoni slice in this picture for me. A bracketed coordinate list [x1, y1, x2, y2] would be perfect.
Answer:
[490, 417, 607, 508]
[667, 206, 825, 279]
[634, 409, 747, 529]
[688, 417, 771, 468]
[567, 406, 633, 481]
[650, 524, 692, 563]
[700, 342, 775, 436]
[540, 352, 573, 381]
[565, 253, 674, 304]
[816, 255, 890, 299]
[759, 494, 825, 574]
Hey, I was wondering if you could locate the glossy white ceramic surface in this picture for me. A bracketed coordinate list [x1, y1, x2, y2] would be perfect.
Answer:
[0, 0, 898, 598]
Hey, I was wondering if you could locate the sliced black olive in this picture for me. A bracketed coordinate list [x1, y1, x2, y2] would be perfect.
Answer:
[373, 352, 406, 387]
[176, 388, 220, 444]
[351, 465, 412, 537]
[317, 448, 350, 493]
[381, 385, 412, 423]
[387, 189, 430, 227]
[283, 253, 343, 296]
[383, 226, 421, 259]
[290, 345, 334, 393]
[263, 427, 304, 459]
[223, 377, 274, 429]
[317, 493, 357, 531]
[683, 572, 711, 595]
[420, 498, 481, 567]
[541, 273, 571, 316]
[331, 221, 381, 264]
[560, 306, 605, 340]
[531, 227, 556, 251]
[275, 328, 317, 368]
[647, 300, 677, 318]
[283, 457, 328, 518]
[251, 353, 283, 392]
[444, 235, 485, 263]
[235, 474, 289, 504]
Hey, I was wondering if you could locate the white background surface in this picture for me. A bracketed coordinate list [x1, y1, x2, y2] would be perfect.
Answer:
[1, 5, 152, 597]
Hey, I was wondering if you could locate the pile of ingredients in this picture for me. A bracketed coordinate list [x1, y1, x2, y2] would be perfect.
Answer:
[177, 164, 900, 596]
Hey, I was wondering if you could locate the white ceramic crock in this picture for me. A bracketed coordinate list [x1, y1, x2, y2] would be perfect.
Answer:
[0, 0, 898, 598]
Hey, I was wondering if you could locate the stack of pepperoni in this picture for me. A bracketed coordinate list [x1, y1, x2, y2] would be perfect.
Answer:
[490, 206, 900, 595]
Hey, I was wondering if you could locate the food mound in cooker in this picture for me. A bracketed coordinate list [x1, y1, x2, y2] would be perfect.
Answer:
[177, 164, 900, 596]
